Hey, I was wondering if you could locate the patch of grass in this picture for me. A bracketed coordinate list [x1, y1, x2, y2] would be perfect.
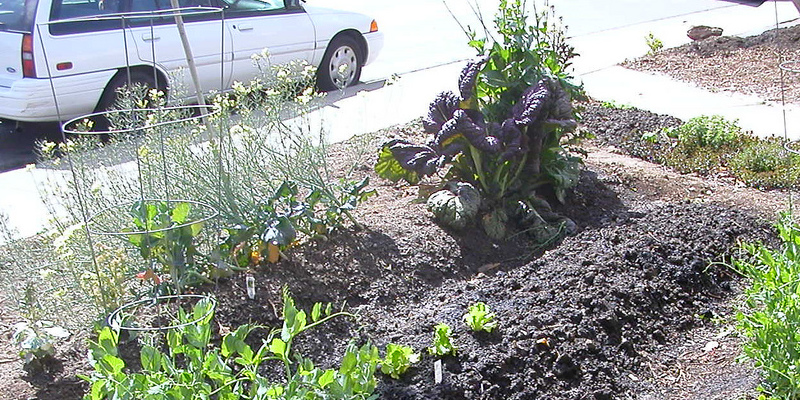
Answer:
[735, 212, 800, 399]
[600, 100, 634, 110]
[664, 115, 742, 149]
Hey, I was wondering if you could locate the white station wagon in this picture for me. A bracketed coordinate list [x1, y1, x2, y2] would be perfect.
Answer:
[0, 0, 383, 123]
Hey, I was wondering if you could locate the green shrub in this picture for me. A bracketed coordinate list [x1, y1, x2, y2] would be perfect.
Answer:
[665, 115, 742, 149]
[645, 32, 663, 55]
[736, 213, 800, 399]
[727, 139, 800, 189]
[659, 115, 744, 176]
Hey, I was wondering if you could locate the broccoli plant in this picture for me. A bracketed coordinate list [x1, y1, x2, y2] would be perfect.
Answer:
[464, 302, 498, 333]
[375, 0, 581, 243]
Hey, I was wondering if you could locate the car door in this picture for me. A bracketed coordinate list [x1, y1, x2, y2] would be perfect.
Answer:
[218, 0, 315, 85]
[127, 0, 232, 95]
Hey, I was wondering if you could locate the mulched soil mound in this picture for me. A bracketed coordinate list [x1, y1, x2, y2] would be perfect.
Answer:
[7, 109, 780, 399]
[624, 23, 800, 104]
[207, 115, 775, 399]
[578, 102, 683, 163]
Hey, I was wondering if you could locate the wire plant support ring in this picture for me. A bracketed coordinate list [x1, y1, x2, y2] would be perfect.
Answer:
[61, 104, 222, 137]
[107, 294, 216, 332]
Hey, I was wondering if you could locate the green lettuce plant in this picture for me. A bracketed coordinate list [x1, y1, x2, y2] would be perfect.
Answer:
[376, 0, 582, 242]
[380, 343, 420, 379]
[428, 323, 457, 357]
[463, 302, 497, 333]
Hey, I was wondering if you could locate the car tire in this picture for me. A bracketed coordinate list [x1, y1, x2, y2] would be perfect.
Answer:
[95, 70, 160, 113]
[92, 70, 160, 133]
[317, 36, 363, 91]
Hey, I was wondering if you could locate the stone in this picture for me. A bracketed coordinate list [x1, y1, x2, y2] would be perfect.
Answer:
[687, 26, 723, 41]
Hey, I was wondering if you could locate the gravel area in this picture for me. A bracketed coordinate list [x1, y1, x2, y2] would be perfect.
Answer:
[624, 24, 800, 104]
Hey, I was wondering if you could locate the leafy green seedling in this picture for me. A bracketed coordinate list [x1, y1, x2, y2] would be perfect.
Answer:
[464, 302, 498, 333]
[428, 323, 457, 357]
[380, 344, 419, 379]
[641, 130, 660, 144]
[645, 32, 663, 55]
[13, 320, 70, 373]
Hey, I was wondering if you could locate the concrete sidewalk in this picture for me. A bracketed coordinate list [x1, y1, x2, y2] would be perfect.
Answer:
[3, 0, 800, 241]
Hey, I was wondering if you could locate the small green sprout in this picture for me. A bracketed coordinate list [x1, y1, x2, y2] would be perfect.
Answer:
[464, 302, 498, 333]
[380, 344, 419, 379]
[428, 323, 457, 357]
[645, 32, 663, 55]
[641, 130, 660, 143]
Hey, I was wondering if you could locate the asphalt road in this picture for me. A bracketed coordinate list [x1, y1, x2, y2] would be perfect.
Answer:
[0, 121, 61, 173]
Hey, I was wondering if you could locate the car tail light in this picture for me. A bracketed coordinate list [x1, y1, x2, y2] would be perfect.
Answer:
[22, 34, 36, 78]
[370, 20, 378, 33]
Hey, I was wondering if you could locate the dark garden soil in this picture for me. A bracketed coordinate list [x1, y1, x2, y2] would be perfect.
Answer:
[3, 105, 795, 399]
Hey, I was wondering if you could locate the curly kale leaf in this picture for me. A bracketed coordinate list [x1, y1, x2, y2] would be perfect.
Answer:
[511, 80, 551, 126]
[452, 109, 501, 153]
[432, 117, 461, 150]
[498, 119, 527, 161]
[423, 91, 460, 134]
[458, 58, 487, 102]
[375, 140, 444, 184]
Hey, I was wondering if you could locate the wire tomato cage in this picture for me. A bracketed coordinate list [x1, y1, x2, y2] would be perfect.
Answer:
[36, 6, 231, 329]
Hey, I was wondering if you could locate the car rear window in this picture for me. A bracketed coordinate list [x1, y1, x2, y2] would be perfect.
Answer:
[0, 0, 36, 32]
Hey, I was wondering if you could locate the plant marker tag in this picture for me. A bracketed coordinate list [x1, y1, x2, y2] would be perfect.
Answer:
[434, 359, 443, 384]
[246, 275, 255, 299]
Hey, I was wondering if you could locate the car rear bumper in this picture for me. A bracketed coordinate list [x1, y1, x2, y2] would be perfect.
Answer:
[0, 71, 114, 123]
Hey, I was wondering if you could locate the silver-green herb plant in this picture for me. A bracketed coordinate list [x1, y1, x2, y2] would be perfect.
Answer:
[12, 283, 70, 373]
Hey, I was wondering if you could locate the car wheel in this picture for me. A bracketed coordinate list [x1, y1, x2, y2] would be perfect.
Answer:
[92, 70, 160, 133]
[96, 70, 160, 113]
[317, 36, 363, 91]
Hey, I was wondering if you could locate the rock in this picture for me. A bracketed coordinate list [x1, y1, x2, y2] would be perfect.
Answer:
[554, 353, 578, 379]
[687, 25, 723, 41]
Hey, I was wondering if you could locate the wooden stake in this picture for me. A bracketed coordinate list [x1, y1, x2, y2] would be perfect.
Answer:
[168, 0, 207, 112]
